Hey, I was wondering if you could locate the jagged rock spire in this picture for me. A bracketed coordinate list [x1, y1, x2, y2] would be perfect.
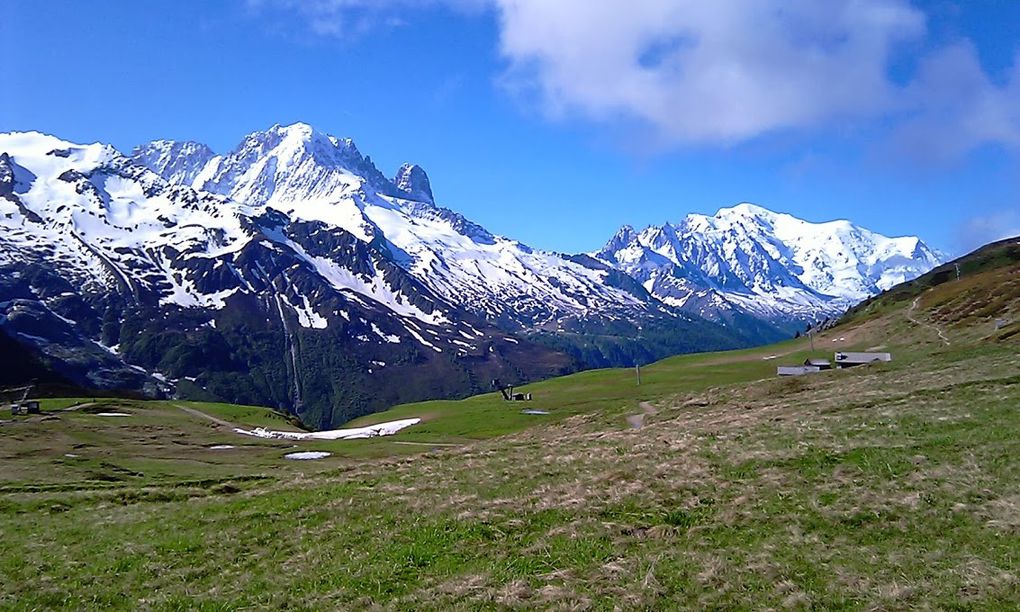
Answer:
[393, 163, 433, 204]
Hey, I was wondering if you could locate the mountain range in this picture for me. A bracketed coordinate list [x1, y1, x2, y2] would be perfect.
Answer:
[595, 203, 940, 323]
[0, 123, 942, 426]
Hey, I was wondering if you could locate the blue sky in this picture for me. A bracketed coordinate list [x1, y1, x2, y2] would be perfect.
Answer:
[2, 0, 1018, 255]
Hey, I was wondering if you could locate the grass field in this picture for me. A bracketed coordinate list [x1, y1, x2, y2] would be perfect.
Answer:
[1, 241, 1017, 608]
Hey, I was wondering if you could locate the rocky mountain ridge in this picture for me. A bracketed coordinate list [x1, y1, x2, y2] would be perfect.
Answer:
[595, 202, 943, 323]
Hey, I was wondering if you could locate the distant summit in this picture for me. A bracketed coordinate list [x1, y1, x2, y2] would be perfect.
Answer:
[393, 163, 434, 204]
[130, 140, 215, 186]
[596, 202, 943, 321]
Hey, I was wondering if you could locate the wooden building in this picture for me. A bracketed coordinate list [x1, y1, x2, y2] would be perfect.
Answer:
[833, 352, 892, 368]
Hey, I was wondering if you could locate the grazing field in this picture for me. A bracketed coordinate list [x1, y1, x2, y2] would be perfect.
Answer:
[1, 240, 1017, 608]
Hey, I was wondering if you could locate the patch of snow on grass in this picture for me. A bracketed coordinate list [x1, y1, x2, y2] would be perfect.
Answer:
[284, 451, 332, 460]
[281, 236, 448, 326]
[234, 417, 421, 441]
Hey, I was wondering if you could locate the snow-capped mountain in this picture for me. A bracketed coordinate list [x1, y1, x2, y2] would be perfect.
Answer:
[595, 203, 943, 323]
[131, 123, 652, 331]
[0, 123, 941, 426]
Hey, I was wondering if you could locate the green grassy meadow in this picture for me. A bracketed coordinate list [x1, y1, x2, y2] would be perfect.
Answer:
[1, 242, 1018, 608]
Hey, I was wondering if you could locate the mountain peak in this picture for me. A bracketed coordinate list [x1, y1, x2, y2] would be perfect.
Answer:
[393, 163, 434, 203]
[596, 224, 638, 260]
[247, 122, 330, 156]
[611, 224, 636, 240]
[265, 122, 347, 150]
[274, 121, 315, 135]
[131, 140, 216, 186]
[716, 202, 776, 218]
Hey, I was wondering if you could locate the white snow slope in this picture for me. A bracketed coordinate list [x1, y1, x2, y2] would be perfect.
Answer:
[0, 131, 256, 309]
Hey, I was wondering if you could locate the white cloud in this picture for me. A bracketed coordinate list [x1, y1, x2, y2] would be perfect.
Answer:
[893, 43, 1020, 162]
[493, 0, 925, 144]
[251, 0, 1020, 157]
[247, 0, 368, 37]
[247, 0, 486, 38]
[957, 210, 1020, 254]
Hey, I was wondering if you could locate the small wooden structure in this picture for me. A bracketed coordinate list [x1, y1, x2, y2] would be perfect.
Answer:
[10, 400, 40, 416]
[3, 384, 39, 416]
[491, 379, 532, 402]
[833, 352, 892, 368]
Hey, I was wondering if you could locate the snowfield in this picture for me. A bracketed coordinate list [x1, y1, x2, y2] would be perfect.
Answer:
[234, 417, 422, 440]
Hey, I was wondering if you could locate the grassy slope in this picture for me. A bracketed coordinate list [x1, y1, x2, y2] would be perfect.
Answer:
[350, 237, 1020, 442]
[0, 399, 309, 488]
[1, 238, 1018, 608]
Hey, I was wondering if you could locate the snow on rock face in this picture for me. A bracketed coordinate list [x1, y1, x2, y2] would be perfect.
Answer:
[131, 124, 650, 330]
[186, 122, 393, 209]
[130, 140, 215, 186]
[0, 130, 459, 333]
[0, 153, 16, 194]
[393, 163, 434, 203]
[0, 131, 251, 301]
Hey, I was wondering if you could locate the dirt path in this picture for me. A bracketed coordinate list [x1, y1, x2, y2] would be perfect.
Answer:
[908, 295, 951, 345]
[176, 405, 237, 429]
